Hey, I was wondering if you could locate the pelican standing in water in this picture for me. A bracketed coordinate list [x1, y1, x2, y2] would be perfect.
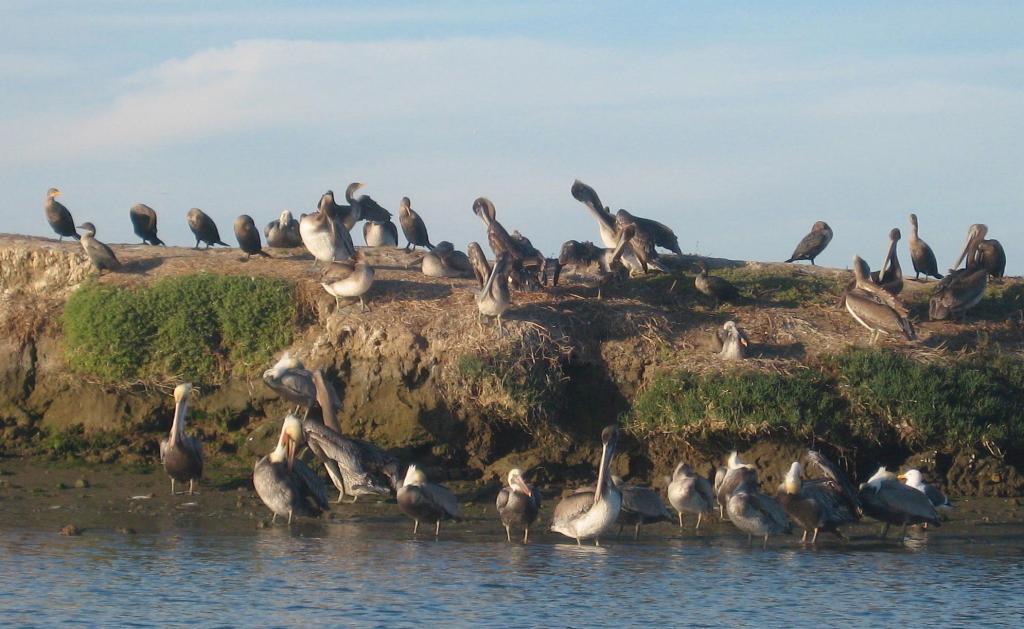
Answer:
[476, 253, 512, 332]
[253, 415, 328, 524]
[899, 469, 953, 515]
[786, 221, 833, 265]
[44, 188, 79, 241]
[908, 214, 942, 280]
[496, 468, 541, 543]
[399, 197, 434, 251]
[844, 256, 915, 343]
[716, 451, 755, 517]
[711, 321, 749, 360]
[858, 467, 940, 538]
[159, 383, 203, 496]
[616, 478, 673, 540]
[265, 210, 302, 248]
[321, 250, 375, 311]
[129, 204, 165, 246]
[929, 225, 991, 321]
[397, 464, 461, 535]
[186, 208, 230, 249]
[551, 425, 622, 546]
[667, 463, 715, 530]
[76, 222, 121, 273]
[776, 461, 858, 543]
[727, 466, 792, 548]
[262, 353, 317, 418]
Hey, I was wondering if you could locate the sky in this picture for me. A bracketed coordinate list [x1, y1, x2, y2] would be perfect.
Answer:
[2, 1, 1022, 272]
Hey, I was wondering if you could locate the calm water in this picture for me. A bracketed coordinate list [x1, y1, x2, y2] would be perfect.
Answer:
[3, 520, 1023, 628]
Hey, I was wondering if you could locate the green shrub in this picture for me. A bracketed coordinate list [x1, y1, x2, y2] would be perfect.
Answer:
[63, 275, 296, 383]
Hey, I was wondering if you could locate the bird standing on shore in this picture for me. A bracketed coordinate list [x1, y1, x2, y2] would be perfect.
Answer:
[76, 222, 121, 273]
[301, 192, 355, 267]
[858, 467, 940, 538]
[908, 214, 942, 280]
[44, 188, 79, 242]
[422, 241, 474, 278]
[321, 250, 375, 311]
[776, 460, 857, 543]
[667, 463, 715, 530]
[129, 204, 165, 246]
[615, 478, 673, 540]
[899, 469, 953, 515]
[397, 464, 462, 535]
[476, 253, 512, 332]
[159, 383, 203, 496]
[234, 215, 270, 260]
[398, 197, 434, 251]
[265, 210, 302, 248]
[871, 228, 904, 295]
[262, 353, 317, 418]
[363, 219, 399, 247]
[253, 415, 328, 524]
[186, 208, 230, 249]
[496, 468, 541, 543]
[551, 425, 622, 545]
[786, 221, 832, 265]
[727, 466, 792, 548]
[952, 223, 1005, 279]
[929, 225, 991, 321]
[844, 256, 915, 343]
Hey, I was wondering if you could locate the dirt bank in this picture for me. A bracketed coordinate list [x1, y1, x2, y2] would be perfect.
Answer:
[1, 233, 1022, 498]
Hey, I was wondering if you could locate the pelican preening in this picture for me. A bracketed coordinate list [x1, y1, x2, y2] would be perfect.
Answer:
[44, 188, 79, 241]
[128, 204, 164, 246]
[711, 320, 749, 360]
[234, 215, 271, 260]
[929, 224, 991, 321]
[871, 228, 903, 295]
[844, 255, 915, 344]
[301, 191, 356, 267]
[321, 250, 375, 311]
[186, 208, 230, 249]
[476, 252, 512, 332]
[715, 451, 754, 517]
[616, 478, 673, 540]
[726, 466, 792, 548]
[301, 420, 400, 503]
[397, 464, 462, 535]
[899, 469, 953, 514]
[421, 241, 474, 278]
[262, 353, 317, 418]
[667, 463, 715, 530]
[496, 468, 541, 542]
[467, 241, 491, 288]
[858, 466, 940, 538]
[399, 197, 433, 251]
[952, 223, 1005, 279]
[551, 425, 622, 546]
[76, 222, 122, 273]
[253, 415, 329, 524]
[265, 210, 303, 248]
[776, 460, 858, 543]
[786, 221, 833, 265]
[159, 383, 203, 496]
[363, 219, 399, 247]
[553, 223, 635, 297]
[473, 197, 547, 288]
[908, 214, 942, 280]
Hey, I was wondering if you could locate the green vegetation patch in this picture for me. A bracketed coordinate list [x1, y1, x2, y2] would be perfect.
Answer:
[715, 266, 847, 307]
[63, 275, 296, 383]
[628, 347, 1024, 453]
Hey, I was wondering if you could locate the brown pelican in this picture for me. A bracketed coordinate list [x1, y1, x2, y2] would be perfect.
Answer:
[262, 353, 317, 418]
[870, 228, 904, 295]
[363, 219, 399, 247]
[399, 197, 434, 250]
[552, 225, 635, 297]
[301, 192, 355, 267]
[844, 256, 915, 343]
[776, 461, 858, 543]
[159, 383, 203, 495]
[76, 222, 121, 273]
[667, 463, 715, 529]
[301, 420, 400, 504]
[422, 241, 474, 278]
[616, 478, 673, 540]
[467, 242, 491, 288]
[786, 221, 833, 265]
[129, 204, 165, 246]
[726, 466, 792, 547]
[898, 469, 953, 515]
[265, 210, 302, 248]
[858, 466, 940, 538]
[614, 209, 672, 273]
[233, 215, 270, 259]
[44, 188, 79, 241]
[397, 464, 461, 535]
[908, 214, 942, 280]
[253, 415, 328, 524]
[953, 223, 1005, 278]
[321, 250, 375, 311]
[713, 464, 728, 518]
[186, 208, 230, 248]
[476, 253, 512, 332]
[710, 321, 749, 360]
[695, 260, 740, 307]
[551, 425, 622, 545]
[345, 183, 393, 231]
[716, 451, 754, 516]
[929, 225, 990, 321]
[472, 197, 546, 288]
[496, 468, 541, 542]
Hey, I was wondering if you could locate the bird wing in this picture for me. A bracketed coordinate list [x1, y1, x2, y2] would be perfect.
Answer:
[695, 475, 715, 509]
[385, 220, 399, 244]
[265, 370, 317, 405]
[747, 491, 791, 530]
[355, 196, 393, 222]
[806, 450, 861, 513]
[425, 481, 461, 518]
[496, 487, 511, 511]
[292, 458, 329, 511]
[621, 486, 671, 519]
[789, 230, 830, 260]
[552, 490, 596, 527]
[302, 422, 395, 492]
[632, 216, 681, 255]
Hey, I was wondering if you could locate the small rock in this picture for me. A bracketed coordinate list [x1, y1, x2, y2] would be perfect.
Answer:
[59, 524, 81, 536]
[115, 527, 136, 535]
[74, 478, 90, 489]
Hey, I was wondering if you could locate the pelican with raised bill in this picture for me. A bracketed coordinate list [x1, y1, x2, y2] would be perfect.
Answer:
[550, 425, 622, 546]
[253, 415, 328, 525]
[397, 464, 461, 535]
[497, 468, 541, 543]
[476, 253, 512, 333]
[159, 383, 203, 496]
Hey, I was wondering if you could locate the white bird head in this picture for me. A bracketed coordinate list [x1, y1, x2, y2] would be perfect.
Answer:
[403, 464, 427, 487]
[173, 383, 193, 404]
[783, 461, 802, 494]
[507, 468, 532, 496]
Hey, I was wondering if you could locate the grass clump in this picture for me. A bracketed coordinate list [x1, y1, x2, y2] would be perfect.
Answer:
[63, 275, 296, 383]
[716, 266, 846, 307]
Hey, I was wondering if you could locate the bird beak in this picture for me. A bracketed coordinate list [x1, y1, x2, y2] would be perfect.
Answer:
[740, 336, 749, 347]
[285, 434, 296, 472]
[515, 476, 532, 497]
[54, 190, 62, 197]
[896, 473, 906, 481]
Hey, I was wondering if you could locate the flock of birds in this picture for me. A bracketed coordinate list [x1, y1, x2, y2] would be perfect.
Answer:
[160, 359, 951, 546]
[42, 179, 1008, 350]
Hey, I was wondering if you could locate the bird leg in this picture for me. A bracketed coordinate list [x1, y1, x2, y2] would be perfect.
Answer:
[695, 513, 703, 530]
[435, 521, 441, 537]
[801, 530, 808, 543]
[287, 510, 293, 525]
[812, 528, 819, 544]
[762, 534, 769, 549]
[188, 479, 197, 495]
[616, 525, 623, 540]
[678, 512, 684, 528]
[879, 523, 889, 538]
[413, 520, 419, 534]
[634, 523, 641, 541]
[523, 528, 529, 543]
[747, 534, 753, 546]
[170, 479, 175, 496]
[594, 538, 601, 547]
[505, 525, 512, 542]
[575, 537, 581, 546]
[899, 523, 907, 540]
[271, 513, 277, 524]
[351, 495, 359, 504]
[359, 297, 367, 312]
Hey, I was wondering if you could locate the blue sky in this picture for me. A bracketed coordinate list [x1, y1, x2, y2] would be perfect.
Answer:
[2, 1, 1022, 272]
